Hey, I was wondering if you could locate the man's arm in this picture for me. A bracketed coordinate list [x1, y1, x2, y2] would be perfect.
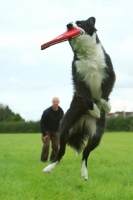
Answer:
[40, 110, 47, 137]
[40, 111, 49, 142]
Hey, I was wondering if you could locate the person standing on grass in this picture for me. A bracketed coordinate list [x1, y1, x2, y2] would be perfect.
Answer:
[40, 97, 64, 162]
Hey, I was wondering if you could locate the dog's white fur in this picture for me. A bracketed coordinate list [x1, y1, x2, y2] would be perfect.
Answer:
[81, 160, 88, 180]
[69, 114, 96, 138]
[43, 161, 58, 173]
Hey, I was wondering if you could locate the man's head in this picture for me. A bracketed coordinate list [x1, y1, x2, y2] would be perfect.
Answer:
[52, 97, 60, 110]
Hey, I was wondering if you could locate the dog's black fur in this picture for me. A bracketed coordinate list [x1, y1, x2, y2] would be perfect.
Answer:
[43, 17, 116, 180]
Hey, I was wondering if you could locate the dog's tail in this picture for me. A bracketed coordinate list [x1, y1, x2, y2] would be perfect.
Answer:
[67, 120, 89, 152]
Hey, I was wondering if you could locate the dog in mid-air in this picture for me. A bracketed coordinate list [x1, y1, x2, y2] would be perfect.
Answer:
[43, 17, 116, 180]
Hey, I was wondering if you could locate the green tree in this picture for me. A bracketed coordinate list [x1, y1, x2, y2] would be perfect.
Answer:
[0, 103, 24, 122]
[12, 114, 24, 122]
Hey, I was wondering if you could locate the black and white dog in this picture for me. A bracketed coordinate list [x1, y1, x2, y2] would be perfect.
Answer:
[43, 17, 116, 180]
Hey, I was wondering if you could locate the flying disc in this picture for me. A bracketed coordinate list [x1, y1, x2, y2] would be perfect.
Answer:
[41, 27, 82, 50]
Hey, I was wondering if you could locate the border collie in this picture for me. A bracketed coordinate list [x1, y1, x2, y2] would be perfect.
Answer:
[43, 17, 116, 180]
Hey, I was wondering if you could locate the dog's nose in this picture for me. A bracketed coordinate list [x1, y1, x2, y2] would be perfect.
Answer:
[67, 23, 73, 29]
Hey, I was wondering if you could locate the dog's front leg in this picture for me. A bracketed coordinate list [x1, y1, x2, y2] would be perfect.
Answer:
[85, 97, 100, 118]
[74, 81, 100, 118]
[89, 103, 100, 118]
[101, 58, 116, 113]
[101, 98, 111, 113]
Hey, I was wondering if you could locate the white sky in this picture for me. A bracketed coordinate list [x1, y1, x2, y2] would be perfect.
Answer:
[0, 0, 133, 121]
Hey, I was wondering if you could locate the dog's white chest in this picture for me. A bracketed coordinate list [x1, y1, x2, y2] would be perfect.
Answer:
[75, 57, 106, 100]
[71, 33, 107, 100]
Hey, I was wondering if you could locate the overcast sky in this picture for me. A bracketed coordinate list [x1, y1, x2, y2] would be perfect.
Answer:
[0, 0, 133, 121]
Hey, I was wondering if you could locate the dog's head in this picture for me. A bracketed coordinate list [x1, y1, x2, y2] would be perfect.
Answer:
[66, 17, 99, 55]
[67, 17, 97, 36]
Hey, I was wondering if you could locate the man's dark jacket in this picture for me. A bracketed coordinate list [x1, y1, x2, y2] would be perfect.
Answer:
[40, 106, 64, 136]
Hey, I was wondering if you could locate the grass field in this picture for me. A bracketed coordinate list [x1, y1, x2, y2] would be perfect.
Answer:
[0, 132, 133, 200]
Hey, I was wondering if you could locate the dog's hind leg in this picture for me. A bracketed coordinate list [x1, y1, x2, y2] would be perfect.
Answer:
[81, 134, 101, 180]
[43, 138, 67, 173]
[81, 110, 106, 180]
[42, 161, 58, 173]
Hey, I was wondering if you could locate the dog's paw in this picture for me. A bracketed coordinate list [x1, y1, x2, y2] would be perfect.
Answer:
[89, 104, 100, 118]
[101, 98, 111, 113]
[81, 160, 88, 181]
[42, 162, 58, 173]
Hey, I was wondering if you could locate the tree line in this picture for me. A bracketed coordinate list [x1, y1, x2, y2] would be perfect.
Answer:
[0, 103, 40, 133]
[106, 115, 133, 132]
[0, 103, 133, 133]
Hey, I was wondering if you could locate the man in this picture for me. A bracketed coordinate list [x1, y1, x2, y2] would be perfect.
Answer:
[40, 97, 64, 162]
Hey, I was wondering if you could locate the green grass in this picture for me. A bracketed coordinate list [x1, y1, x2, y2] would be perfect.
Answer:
[0, 132, 133, 200]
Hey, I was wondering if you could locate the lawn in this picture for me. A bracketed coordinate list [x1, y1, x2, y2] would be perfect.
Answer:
[0, 132, 133, 200]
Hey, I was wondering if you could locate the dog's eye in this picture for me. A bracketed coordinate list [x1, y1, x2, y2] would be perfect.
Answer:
[78, 23, 82, 27]
[76, 21, 83, 27]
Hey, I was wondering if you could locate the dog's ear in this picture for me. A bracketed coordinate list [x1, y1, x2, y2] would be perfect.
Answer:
[87, 17, 96, 27]
[87, 17, 97, 33]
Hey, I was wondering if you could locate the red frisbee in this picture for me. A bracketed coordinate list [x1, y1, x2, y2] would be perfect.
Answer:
[41, 27, 82, 50]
